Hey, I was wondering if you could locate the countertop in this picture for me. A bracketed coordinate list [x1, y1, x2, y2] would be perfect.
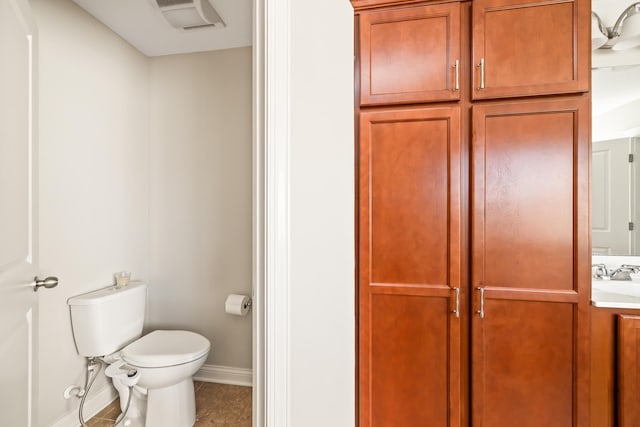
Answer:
[591, 280, 640, 309]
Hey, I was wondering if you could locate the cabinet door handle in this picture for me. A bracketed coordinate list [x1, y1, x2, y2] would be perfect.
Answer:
[452, 287, 460, 318]
[476, 287, 485, 318]
[453, 59, 460, 91]
[476, 58, 485, 90]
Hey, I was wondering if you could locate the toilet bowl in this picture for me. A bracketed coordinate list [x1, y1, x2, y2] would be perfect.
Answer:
[116, 330, 210, 427]
[68, 283, 211, 427]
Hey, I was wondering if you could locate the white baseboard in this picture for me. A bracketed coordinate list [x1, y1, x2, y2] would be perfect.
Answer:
[50, 385, 118, 427]
[194, 364, 253, 387]
[48, 364, 250, 427]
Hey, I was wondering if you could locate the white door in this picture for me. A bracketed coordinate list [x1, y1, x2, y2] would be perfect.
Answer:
[592, 138, 634, 255]
[0, 1, 46, 426]
[632, 138, 639, 256]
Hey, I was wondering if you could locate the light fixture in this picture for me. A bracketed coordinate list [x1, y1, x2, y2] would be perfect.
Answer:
[592, 3, 640, 51]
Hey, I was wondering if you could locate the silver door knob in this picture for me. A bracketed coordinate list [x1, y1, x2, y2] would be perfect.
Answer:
[34, 276, 59, 292]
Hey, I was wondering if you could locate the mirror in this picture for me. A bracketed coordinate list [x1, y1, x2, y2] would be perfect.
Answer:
[592, 66, 640, 256]
[592, 1, 640, 256]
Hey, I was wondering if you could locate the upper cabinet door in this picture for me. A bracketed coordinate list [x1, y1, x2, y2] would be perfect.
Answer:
[359, 3, 461, 106]
[472, 0, 589, 100]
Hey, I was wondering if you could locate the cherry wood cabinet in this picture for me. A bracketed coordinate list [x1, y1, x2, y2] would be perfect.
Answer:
[618, 315, 640, 427]
[592, 306, 617, 427]
[592, 308, 640, 427]
[471, 98, 591, 427]
[358, 105, 464, 426]
[471, 0, 589, 100]
[358, 0, 590, 105]
[359, 2, 462, 105]
[352, 1, 590, 426]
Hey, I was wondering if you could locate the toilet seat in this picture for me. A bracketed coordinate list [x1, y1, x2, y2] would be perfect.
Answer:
[122, 330, 210, 368]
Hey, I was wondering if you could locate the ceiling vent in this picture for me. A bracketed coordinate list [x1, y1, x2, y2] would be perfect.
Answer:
[154, 0, 225, 30]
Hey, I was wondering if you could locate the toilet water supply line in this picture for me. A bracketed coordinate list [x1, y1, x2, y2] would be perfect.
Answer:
[78, 358, 101, 427]
[78, 357, 134, 427]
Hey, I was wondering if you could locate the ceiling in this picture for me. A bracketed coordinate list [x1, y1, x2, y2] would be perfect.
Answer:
[71, 0, 252, 57]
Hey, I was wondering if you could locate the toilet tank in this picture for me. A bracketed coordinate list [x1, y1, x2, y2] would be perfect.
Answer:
[67, 282, 147, 357]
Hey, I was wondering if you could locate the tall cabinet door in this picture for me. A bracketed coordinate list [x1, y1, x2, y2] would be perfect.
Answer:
[472, 0, 589, 100]
[471, 97, 591, 427]
[359, 106, 463, 427]
[359, 3, 461, 106]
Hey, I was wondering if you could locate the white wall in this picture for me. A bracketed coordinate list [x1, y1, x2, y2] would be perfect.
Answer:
[32, 0, 150, 425]
[289, 0, 355, 425]
[147, 48, 253, 369]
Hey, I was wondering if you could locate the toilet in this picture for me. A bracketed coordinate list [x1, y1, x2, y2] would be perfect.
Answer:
[67, 282, 210, 427]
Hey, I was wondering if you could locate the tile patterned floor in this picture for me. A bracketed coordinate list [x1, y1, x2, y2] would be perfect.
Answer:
[87, 382, 252, 426]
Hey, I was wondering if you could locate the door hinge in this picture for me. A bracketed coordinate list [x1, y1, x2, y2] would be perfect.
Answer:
[630, 222, 635, 231]
[630, 154, 635, 163]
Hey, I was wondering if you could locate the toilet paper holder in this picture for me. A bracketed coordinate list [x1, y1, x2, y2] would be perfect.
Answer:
[225, 294, 252, 315]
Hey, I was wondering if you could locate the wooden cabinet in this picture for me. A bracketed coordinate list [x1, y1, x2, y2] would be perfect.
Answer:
[592, 308, 640, 427]
[471, 0, 589, 99]
[358, 105, 463, 426]
[353, 1, 590, 426]
[618, 315, 640, 427]
[471, 98, 591, 427]
[359, 3, 462, 105]
[358, 0, 590, 105]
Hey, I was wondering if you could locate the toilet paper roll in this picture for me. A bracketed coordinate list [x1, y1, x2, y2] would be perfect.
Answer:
[225, 294, 251, 316]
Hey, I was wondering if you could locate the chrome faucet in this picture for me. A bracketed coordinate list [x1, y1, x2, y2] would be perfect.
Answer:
[609, 265, 640, 281]
[592, 263, 609, 279]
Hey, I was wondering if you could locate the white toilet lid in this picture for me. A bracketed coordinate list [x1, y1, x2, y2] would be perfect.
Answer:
[121, 330, 211, 368]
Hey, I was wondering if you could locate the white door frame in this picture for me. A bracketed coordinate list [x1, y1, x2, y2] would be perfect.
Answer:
[252, 0, 291, 426]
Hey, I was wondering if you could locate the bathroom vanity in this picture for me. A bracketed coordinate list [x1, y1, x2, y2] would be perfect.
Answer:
[591, 275, 640, 427]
